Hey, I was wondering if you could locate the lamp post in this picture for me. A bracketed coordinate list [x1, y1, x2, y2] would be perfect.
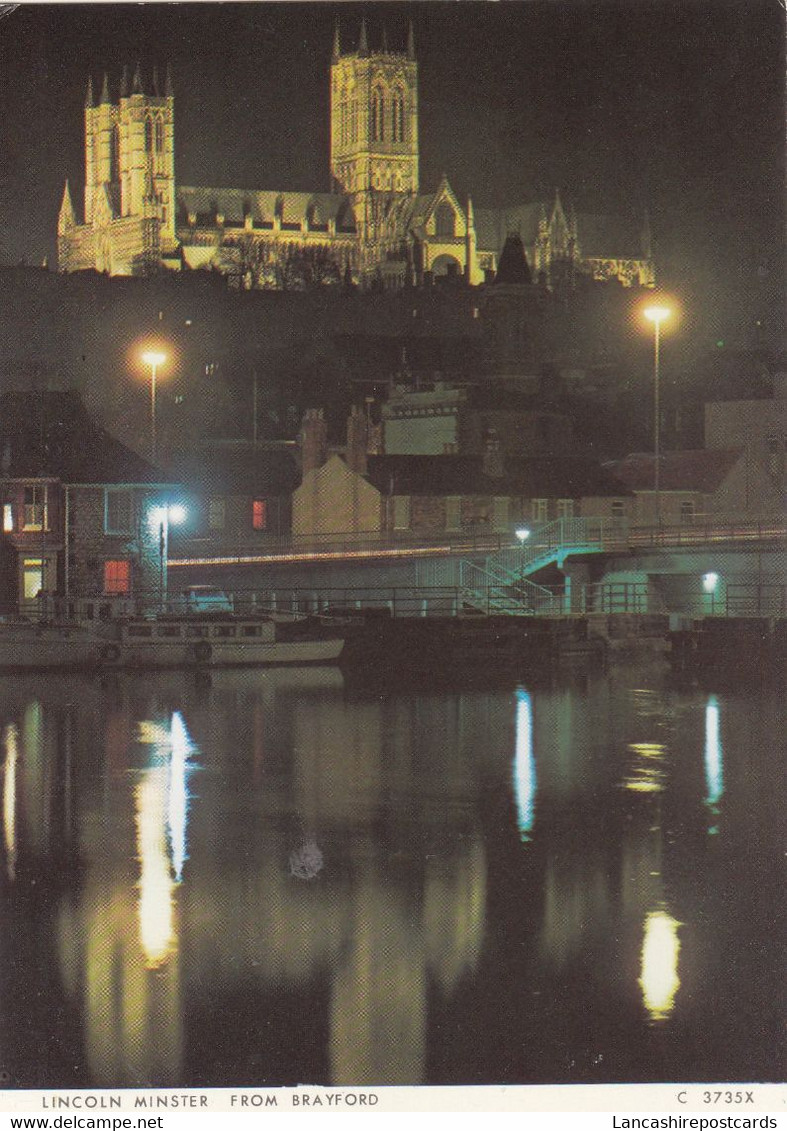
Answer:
[141, 350, 166, 464]
[151, 503, 186, 612]
[643, 305, 671, 524]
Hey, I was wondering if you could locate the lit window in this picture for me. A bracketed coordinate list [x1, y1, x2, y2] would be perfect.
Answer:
[208, 498, 225, 530]
[105, 490, 134, 534]
[23, 485, 47, 531]
[104, 560, 131, 595]
[252, 499, 267, 531]
[3, 504, 12, 532]
[23, 559, 45, 600]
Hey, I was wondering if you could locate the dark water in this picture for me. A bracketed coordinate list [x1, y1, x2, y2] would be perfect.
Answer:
[0, 661, 783, 1088]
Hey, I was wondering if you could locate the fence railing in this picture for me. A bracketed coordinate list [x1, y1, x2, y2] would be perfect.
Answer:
[1, 580, 785, 624]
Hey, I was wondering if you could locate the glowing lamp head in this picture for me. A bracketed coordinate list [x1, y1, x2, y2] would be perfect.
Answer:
[168, 505, 186, 525]
[142, 350, 166, 368]
[702, 572, 719, 593]
[515, 528, 531, 543]
[643, 305, 671, 327]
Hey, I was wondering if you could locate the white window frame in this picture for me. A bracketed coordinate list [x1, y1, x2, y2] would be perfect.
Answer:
[104, 489, 134, 535]
[208, 497, 226, 531]
[23, 485, 48, 532]
[532, 498, 548, 523]
[557, 498, 575, 519]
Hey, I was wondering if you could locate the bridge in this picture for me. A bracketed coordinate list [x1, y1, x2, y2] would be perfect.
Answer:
[168, 516, 786, 621]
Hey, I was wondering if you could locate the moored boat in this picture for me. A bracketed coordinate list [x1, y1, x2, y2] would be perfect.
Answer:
[97, 613, 344, 669]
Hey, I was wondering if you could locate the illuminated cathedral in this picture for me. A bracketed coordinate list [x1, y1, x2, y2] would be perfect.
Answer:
[57, 21, 655, 290]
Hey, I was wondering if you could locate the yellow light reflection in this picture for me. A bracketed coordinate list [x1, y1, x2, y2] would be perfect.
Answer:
[623, 742, 667, 792]
[135, 769, 175, 968]
[513, 687, 536, 841]
[3, 724, 18, 881]
[639, 908, 681, 1021]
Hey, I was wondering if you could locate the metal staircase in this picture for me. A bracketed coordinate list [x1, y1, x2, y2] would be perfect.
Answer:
[459, 518, 623, 616]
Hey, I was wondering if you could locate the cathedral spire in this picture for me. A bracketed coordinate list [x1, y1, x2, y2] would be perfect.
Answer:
[120, 64, 129, 98]
[152, 66, 160, 96]
[85, 75, 94, 108]
[99, 72, 110, 105]
[132, 62, 143, 95]
[407, 20, 415, 60]
[358, 18, 369, 57]
[165, 63, 174, 98]
[332, 22, 341, 62]
[381, 24, 389, 53]
[58, 180, 76, 232]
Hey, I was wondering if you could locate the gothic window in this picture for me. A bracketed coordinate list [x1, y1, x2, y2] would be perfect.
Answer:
[155, 118, 164, 153]
[110, 126, 120, 183]
[371, 87, 385, 143]
[391, 89, 405, 142]
[340, 85, 348, 146]
[435, 203, 456, 238]
[144, 117, 153, 153]
[350, 95, 358, 144]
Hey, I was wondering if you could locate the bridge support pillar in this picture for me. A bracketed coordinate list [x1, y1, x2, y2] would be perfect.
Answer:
[561, 562, 591, 614]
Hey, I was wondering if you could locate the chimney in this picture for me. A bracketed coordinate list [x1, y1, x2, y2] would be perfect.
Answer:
[300, 408, 328, 476]
[482, 429, 505, 478]
[346, 405, 368, 475]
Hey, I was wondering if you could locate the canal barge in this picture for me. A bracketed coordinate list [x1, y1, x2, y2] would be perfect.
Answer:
[0, 614, 344, 671]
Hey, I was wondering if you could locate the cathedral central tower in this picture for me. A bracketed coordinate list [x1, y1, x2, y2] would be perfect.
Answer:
[330, 20, 418, 197]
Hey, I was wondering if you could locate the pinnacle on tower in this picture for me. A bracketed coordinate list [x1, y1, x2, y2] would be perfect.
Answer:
[407, 20, 415, 60]
[165, 63, 174, 97]
[358, 18, 368, 57]
[85, 75, 94, 108]
[99, 72, 110, 104]
[152, 66, 160, 96]
[120, 64, 129, 98]
[332, 22, 340, 62]
[132, 62, 143, 95]
[382, 24, 389, 53]
[58, 180, 76, 229]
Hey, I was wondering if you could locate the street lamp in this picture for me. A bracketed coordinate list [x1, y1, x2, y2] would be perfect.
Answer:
[643, 304, 671, 524]
[141, 350, 166, 464]
[150, 503, 186, 611]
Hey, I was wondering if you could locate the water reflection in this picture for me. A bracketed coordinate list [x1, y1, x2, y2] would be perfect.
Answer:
[0, 666, 780, 1087]
[704, 696, 723, 830]
[513, 688, 536, 841]
[640, 908, 682, 1022]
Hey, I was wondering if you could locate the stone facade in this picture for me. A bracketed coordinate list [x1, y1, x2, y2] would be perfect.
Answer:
[58, 23, 655, 290]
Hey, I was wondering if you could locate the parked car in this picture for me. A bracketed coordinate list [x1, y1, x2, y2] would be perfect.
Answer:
[181, 586, 234, 613]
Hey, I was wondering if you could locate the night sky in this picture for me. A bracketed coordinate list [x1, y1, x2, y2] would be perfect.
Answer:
[0, 1, 783, 349]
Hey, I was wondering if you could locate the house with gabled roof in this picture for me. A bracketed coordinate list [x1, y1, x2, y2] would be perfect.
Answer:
[0, 392, 174, 614]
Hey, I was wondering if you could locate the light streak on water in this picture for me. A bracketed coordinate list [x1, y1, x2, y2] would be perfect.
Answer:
[513, 687, 536, 842]
[639, 908, 681, 1022]
[3, 724, 18, 882]
[168, 712, 193, 883]
[704, 696, 723, 830]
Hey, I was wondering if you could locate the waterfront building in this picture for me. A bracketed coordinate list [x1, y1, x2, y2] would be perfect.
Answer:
[57, 24, 655, 289]
[0, 392, 173, 613]
[292, 407, 630, 541]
